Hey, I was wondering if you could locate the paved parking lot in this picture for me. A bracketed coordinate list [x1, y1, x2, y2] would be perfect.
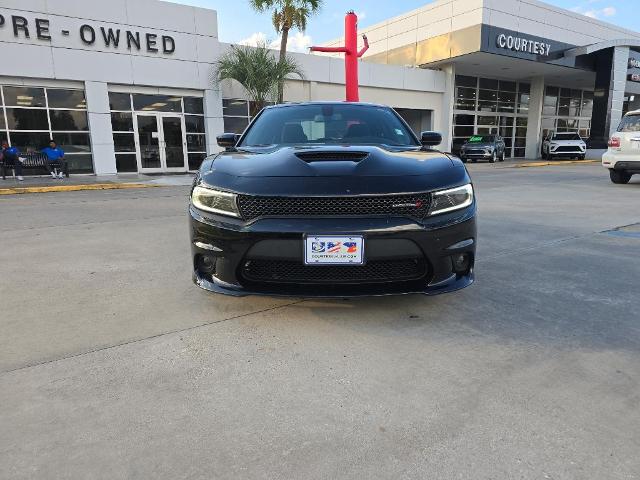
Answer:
[1, 163, 639, 479]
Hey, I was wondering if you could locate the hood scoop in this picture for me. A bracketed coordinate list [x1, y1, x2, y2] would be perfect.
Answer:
[295, 151, 369, 163]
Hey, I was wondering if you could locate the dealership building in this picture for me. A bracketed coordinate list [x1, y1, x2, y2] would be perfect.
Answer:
[1, 0, 640, 175]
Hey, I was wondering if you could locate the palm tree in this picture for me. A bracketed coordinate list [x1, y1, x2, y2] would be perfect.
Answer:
[215, 43, 304, 116]
[249, 0, 322, 102]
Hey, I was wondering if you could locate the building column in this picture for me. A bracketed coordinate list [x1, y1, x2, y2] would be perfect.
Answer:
[437, 63, 455, 152]
[85, 81, 116, 175]
[591, 46, 629, 147]
[203, 88, 225, 156]
[525, 76, 545, 159]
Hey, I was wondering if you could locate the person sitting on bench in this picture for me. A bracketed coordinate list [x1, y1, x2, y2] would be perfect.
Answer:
[1, 140, 24, 181]
[41, 140, 67, 179]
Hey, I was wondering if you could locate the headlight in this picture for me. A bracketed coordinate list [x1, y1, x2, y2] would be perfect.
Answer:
[429, 184, 474, 216]
[191, 186, 240, 217]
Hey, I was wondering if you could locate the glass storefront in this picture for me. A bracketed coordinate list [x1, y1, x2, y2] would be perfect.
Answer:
[109, 93, 206, 172]
[222, 99, 275, 134]
[452, 75, 529, 158]
[541, 87, 593, 139]
[0, 85, 93, 173]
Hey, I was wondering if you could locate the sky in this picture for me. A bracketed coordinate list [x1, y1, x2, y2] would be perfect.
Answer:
[174, 0, 637, 52]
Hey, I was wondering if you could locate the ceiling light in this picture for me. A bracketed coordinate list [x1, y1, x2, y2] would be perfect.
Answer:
[150, 102, 167, 108]
[17, 95, 33, 101]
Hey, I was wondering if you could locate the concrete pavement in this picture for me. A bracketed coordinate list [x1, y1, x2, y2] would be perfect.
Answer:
[1, 162, 639, 479]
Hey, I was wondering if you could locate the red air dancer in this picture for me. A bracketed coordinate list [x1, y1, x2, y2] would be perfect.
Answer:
[310, 11, 369, 102]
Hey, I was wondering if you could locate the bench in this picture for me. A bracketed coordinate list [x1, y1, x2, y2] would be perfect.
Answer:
[1, 152, 69, 180]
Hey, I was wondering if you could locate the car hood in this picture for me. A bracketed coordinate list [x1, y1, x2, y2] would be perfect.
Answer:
[199, 145, 467, 196]
[462, 142, 493, 148]
[550, 140, 585, 145]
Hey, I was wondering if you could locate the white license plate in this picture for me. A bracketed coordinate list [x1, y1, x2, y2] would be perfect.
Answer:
[304, 236, 364, 265]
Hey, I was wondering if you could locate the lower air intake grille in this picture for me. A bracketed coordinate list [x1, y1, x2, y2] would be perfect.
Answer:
[236, 193, 431, 221]
[241, 258, 426, 284]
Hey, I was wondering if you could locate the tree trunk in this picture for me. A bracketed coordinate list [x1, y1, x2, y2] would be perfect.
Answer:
[277, 27, 289, 104]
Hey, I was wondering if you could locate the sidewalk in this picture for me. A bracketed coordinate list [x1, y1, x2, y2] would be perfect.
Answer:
[0, 173, 195, 195]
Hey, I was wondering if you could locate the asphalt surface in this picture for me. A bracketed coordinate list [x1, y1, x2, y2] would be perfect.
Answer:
[1, 163, 639, 479]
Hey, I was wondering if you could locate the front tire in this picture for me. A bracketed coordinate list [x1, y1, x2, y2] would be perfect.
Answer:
[489, 151, 497, 163]
[610, 169, 632, 184]
[500, 151, 505, 162]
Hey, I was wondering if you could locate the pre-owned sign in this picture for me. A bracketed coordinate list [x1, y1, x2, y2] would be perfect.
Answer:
[628, 73, 640, 83]
[0, 12, 175, 54]
[629, 58, 640, 69]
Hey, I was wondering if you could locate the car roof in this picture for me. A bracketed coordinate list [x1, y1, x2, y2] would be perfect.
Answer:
[263, 101, 390, 110]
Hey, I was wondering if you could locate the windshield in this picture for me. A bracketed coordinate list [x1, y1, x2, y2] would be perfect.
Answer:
[618, 114, 640, 132]
[554, 133, 582, 140]
[467, 135, 495, 143]
[239, 104, 419, 147]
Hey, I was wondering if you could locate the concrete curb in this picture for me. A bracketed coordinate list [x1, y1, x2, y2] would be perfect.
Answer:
[0, 183, 165, 196]
[514, 160, 599, 168]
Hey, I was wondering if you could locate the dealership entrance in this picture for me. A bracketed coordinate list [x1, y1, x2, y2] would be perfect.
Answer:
[136, 113, 188, 173]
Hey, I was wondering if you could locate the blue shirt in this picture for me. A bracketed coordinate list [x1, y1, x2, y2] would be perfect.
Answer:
[42, 147, 65, 161]
[2, 147, 19, 160]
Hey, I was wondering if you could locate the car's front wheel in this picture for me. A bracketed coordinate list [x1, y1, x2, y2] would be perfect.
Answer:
[610, 169, 632, 184]
[500, 151, 505, 162]
[489, 151, 497, 163]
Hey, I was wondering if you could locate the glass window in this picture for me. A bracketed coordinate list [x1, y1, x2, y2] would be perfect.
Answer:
[187, 134, 206, 151]
[456, 87, 477, 100]
[479, 78, 499, 90]
[240, 104, 419, 147]
[116, 154, 138, 173]
[515, 127, 527, 137]
[132, 94, 182, 112]
[455, 98, 476, 111]
[454, 126, 474, 137]
[47, 89, 86, 109]
[111, 112, 134, 132]
[516, 117, 528, 127]
[185, 115, 205, 133]
[113, 133, 136, 152]
[188, 152, 207, 171]
[499, 117, 514, 127]
[65, 154, 93, 173]
[223, 116, 249, 134]
[223, 99, 249, 117]
[454, 114, 474, 125]
[499, 81, 516, 92]
[477, 116, 498, 126]
[8, 132, 51, 151]
[6, 108, 49, 130]
[50, 110, 89, 131]
[3, 86, 46, 107]
[0, 113, 5, 130]
[109, 93, 132, 111]
[51, 132, 91, 153]
[184, 97, 204, 114]
[455, 75, 477, 88]
[519, 83, 530, 94]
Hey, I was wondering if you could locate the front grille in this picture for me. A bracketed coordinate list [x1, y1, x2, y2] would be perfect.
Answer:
[464, 149, 486, 155]
[295, 151, 369, 162]
[554, 146, 582, 152]
[240, 258, 426, 284]
[236, 193, 431, 221]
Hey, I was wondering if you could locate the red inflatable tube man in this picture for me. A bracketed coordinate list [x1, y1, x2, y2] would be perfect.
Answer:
[310, 11, 369, 102]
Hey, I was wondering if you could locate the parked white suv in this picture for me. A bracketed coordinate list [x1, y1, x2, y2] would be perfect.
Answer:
[603, 110, 640, 184]
[542, 131, 587, 160]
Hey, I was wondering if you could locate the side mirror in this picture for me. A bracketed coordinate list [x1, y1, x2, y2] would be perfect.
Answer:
[420, 131, 442, 147]
[217, 133, 240, 149]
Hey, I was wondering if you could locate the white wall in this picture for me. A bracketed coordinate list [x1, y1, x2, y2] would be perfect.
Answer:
[0, 0, 219, 90]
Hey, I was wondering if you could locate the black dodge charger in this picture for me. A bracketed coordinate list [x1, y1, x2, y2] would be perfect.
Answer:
[189, 102, 476, 297]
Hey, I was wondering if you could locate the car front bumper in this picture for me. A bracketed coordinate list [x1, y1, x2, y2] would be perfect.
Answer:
[189, 205, 477, 297]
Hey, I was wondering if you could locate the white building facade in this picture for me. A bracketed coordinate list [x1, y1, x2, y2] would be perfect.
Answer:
[2, 0, 640, 174]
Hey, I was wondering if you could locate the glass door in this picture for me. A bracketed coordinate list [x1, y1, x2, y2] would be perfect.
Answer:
[136, 114, 187, 172]
[161, 116, 186, 170]
[137, 114, 162, 172]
